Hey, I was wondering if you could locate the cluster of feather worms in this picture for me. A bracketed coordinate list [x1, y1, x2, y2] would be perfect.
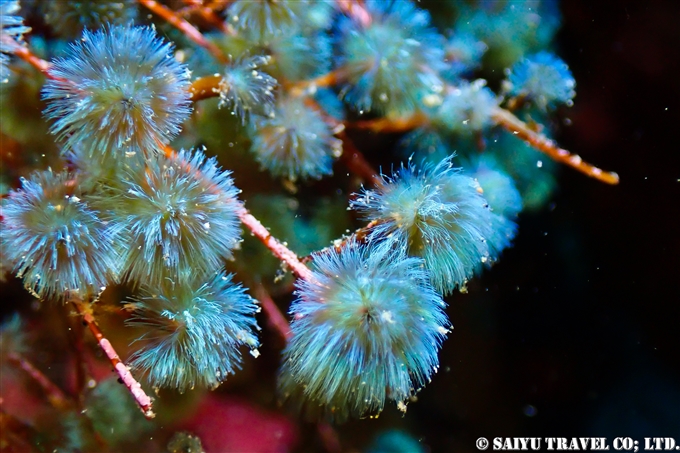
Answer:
[0, 0, 618, 432]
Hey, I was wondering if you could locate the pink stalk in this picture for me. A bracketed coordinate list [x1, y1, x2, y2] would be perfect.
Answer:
[72, 300, 155, 419]
[0, 34, 55, 79]
[138, 0, 229, 63]
[237, 208, 314, 282]
[254, 284, 292, 342]
[317, 421, 342, 453]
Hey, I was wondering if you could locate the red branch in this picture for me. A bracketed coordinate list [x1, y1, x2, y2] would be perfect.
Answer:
[317, 421, 342, 453]
[6, 352, 70, 410]
[138, 0, 229, 64]
[254, 283, 292, 342]
[71, 299, 155, 419]
[300, 97, 381, 188]
[0, 410, 41, 452]
[180, 0, 233, 34]
[0, 34, 56, 79]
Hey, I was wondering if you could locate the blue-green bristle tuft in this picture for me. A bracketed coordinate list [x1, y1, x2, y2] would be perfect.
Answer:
[105, 148, 242, 287]
[227, 0, 308, 43]
[249, 95, 341, 181]
[218, 55, 278, 123]
[464, 154, 522, 260]
[0, 169, 121, 301]
[127, 270, 260, 390]
[337, 0, 447, 116]
[43, 1, 138, 39]
[506, 51, 576, 110]
[42, 25, 192, 162]
[278, 243, 449, 422]
[351, 157, 500, 294]
[435, 79, 498, 135]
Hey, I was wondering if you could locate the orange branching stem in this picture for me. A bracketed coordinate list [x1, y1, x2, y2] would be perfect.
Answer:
[345, 106, 619, 184]
[161, 144, 314, 282]
[349, 111, 428, 133]
[189, 74, 223, 101]
[254, 283, 292, 342]
[336, 0, 372, 28]
[180, 0, 233, 34]
[137, 0, 229, 64]
[6, 352, 70, 410]
[206, 0, 231, 10]
[0, 34, 56, 79]
[290, 65, 353, 92]
[301, 218, 383, 264]
[490, 107, 620, 185]
[71, 298, 155, 419]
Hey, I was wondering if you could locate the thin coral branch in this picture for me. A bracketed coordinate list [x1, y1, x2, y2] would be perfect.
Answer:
[0, 410, 41, 453]
[349, 111, 428, 133]
[253, 283, 291, 342]
[344, 106, 619, 184]
[290, 66, 353, 92]
[65, 313, 92, 407]
[238, 208, 314, 281]
[0, 34, 54, 78]
[491, 107, 620, 185]
[301, 219, 384, 264]
[336, 0, 372, 27]
[180, 0, 233, 34]
[71, 298, 155, 419]
[189, 74, 223, 101]
[6, 352, 71, 410]
[137, 0, 229, 64]
[205, 0, 231, 9]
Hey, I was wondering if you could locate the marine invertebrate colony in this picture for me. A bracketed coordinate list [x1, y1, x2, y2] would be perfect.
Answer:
[102, 148, 243, 287]
[42, 25, 192, 161]
[127, 270, 260, 390]
[1, 170, 120, 300]
[0, 0, 29, 83]
[279, 243, 449, 421]
[0, 0, 618, 450]
[351, 157, 503, 294]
